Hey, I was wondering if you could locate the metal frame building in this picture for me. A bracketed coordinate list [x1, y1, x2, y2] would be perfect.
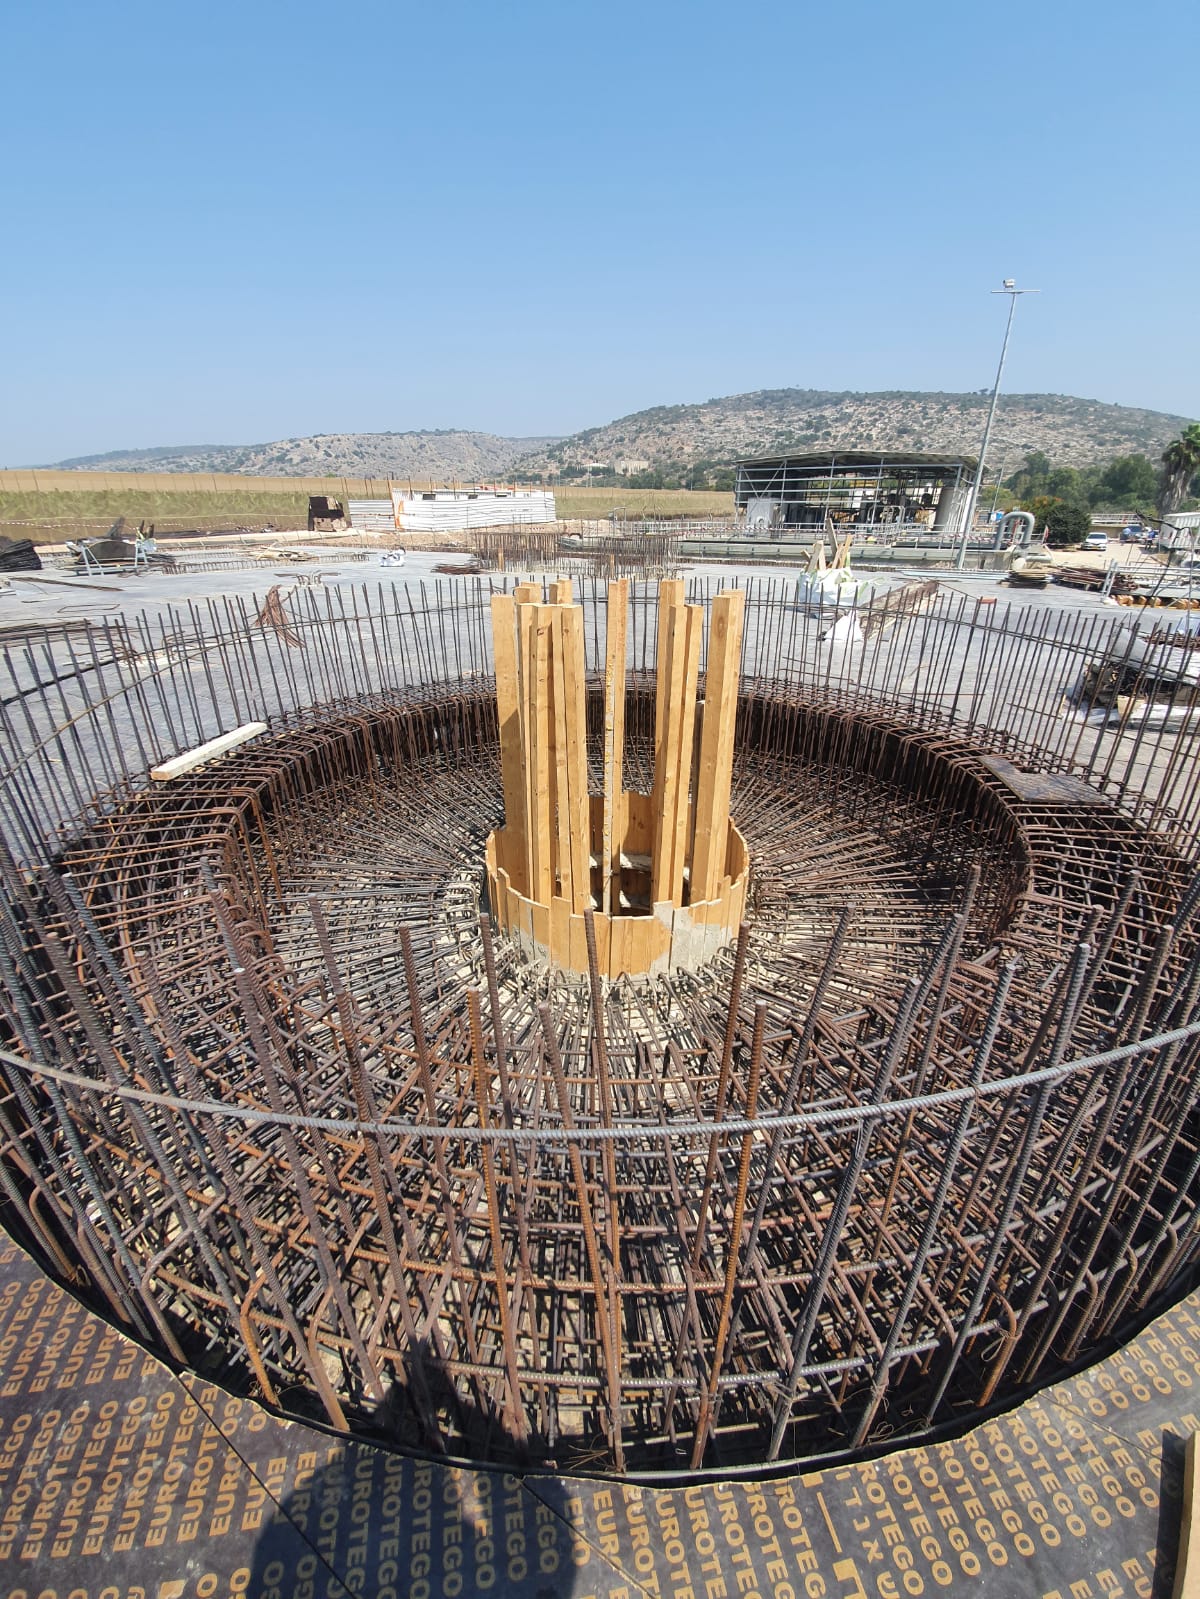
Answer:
[734, 450, 972, 535]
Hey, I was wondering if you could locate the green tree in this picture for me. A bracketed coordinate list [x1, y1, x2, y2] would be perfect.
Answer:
[1035, 499, 1092, 547]
[1158, 424, 1200, 519]
[1092, 454, 1157, 509]
[1044, 466, 1087, 506]
[1008, 451, 1067, 506]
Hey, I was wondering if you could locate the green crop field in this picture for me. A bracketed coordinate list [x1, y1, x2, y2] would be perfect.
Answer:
[0, 471, 733, 545]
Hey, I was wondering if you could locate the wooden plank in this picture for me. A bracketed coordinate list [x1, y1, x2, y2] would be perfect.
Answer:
[625, 914, 648, 977]
[736, 874, 747, 924]
[526, 608, 554, 904]
[666, 605, 702, 905]
[608, 915, 628, 981]
[534, 608, 555, 905]
[549, 608, 572, 900]
[651, 594, 690, 903]
[1174, 1432, 1200, 1599]
[530, 895, 550, 954]
[650, 594, 675, 829]
[601, 580, 628, 914]
[489, 595, 526, 864]
[561, 603, 592, 913]
[549, 893, 570, 968]
[552, 577, 573, 604]
[517, 597, 538, 895]
[513, 581, 541, 604]
[690, 588, 746, 902]
[150, 721, 268, 781]
[568, 909, 590, 975]
[652, 578, 686, 821]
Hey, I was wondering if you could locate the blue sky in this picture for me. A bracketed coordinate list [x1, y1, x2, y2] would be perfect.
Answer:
[3, 0, 1197, 463]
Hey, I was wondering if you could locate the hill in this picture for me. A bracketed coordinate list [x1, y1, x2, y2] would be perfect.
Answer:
[49, 430, 561, 480]
[40, 391, 1193, 489]
[513, 389, 1193, 481]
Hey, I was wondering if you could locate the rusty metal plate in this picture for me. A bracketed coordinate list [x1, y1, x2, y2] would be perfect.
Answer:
[980, 753, 1113, 806]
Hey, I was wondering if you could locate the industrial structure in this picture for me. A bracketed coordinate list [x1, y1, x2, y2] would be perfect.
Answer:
[735, 449, 971, 535]
[3, 577, 1200, 1479]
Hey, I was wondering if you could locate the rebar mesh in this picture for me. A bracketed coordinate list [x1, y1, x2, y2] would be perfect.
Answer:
[3, 578, 1200, 1474]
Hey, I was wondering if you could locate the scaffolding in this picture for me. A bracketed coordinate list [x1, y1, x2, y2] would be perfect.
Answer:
[735, 450, 972, 535]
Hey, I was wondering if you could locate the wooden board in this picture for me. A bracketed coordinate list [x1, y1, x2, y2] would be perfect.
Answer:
[526, 608, 554, 903]
[561, 603, 592, 913]
[150, 722, 268, 781]
[601, 580, 628, 913]
[667, 606, 702, 905]
[651, 596, 699, 903]
[489, 595, 526, 877]
[549, 608, 572, 900]
[1175, 1432, 1200, 1599]
[690, 588, 745, 901]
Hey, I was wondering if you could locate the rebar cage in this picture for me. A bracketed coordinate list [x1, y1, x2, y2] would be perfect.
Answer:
[3, 577, 1200, 1475]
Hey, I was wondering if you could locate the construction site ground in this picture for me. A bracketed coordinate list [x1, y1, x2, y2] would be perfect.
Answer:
[2, 548, 1196, 1597]
[0, 1221, 1192, 1598]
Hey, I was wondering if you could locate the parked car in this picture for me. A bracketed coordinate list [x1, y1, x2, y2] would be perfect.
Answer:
[1083, 530, 1110, 552]
[1120, 525, 1147, 543]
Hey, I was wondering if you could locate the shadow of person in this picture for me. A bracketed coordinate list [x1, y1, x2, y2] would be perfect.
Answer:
[247, 1342, 576, 1599]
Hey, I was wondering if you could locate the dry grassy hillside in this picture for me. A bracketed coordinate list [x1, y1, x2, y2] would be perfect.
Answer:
[47, 430, 561, 480]
[516, 389, 1192, 476]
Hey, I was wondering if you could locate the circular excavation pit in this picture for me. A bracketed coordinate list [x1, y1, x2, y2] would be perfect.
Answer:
[3, 579, 1200, 1478]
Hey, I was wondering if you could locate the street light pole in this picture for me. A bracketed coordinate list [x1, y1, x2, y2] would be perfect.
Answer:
[955, 280, 1037, 571]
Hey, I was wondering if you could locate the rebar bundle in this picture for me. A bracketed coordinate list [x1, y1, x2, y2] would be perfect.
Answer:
[3, 578, 1200, 1474]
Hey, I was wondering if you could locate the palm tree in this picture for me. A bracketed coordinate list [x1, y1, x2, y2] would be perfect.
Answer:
[1158, 423, 1200, 519]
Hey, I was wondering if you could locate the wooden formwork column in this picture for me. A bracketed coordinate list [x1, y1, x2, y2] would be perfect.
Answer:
[560, 602, 591, 913]
[652, 586, 702, 907]
[690, 588, 746, 902]
[489, 577, 746, 981]
[549, 608, 572, 899]
[651, 578, 685, 827]
[490, 593, 526, 890]
[666, 606, 702, 905]
[601, 580, 628, 914]
[524, 605, 554, 904]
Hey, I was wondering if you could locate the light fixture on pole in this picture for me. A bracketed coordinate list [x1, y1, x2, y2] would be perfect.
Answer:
[955, 280, 1039, 571]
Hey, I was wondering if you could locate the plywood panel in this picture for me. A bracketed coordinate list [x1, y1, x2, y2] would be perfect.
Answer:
[691, 588, 746, 902]
[561, 603, 592, 914]
[601, 580, 628, 914]
[549, 894, 570, 968]
[549, 608, 571, 899]
[528, 609, 554, 903]
[490, 595, 526, 887]
[667, 606, 702, 904]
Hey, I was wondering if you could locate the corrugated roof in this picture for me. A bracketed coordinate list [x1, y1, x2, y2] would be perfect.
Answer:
[735, 450, 971, 470]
